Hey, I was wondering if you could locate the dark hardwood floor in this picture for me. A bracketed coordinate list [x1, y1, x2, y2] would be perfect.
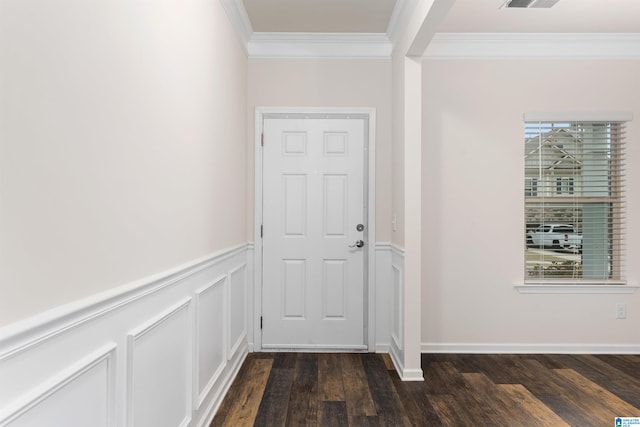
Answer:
[211, 352, 640, 426]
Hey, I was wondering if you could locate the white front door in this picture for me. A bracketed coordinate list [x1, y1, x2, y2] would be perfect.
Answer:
[261, 115, 367, 350]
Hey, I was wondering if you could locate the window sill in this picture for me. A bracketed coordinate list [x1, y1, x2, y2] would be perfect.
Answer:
[516, 283, 639, 294]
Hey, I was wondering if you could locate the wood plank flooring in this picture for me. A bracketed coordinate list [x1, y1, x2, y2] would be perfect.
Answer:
[211, 353, 640, 426]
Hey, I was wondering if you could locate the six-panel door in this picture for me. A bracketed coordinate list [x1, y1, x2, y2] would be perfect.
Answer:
[262, 117, 366, 349]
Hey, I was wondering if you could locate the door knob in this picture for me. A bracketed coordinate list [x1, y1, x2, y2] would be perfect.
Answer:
[349, 240, 365, 248]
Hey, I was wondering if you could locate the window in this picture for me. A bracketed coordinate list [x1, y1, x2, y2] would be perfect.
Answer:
[524, 118, 626, 282]
[555, 177, 574, 195]
[525, 177, 538, 197]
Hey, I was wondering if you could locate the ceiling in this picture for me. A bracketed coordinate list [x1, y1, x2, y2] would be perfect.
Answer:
[230, 0, 640, 58]
[241, 0, 640, 35]
[242, 0, 397, 33]
[440, 0, 640, 33]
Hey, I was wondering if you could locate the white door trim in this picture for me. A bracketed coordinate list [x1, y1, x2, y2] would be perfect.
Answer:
[253, 107, 377, 352]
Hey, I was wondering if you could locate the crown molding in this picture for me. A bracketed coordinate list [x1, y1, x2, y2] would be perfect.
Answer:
[386, 0, 408, 47]
[220, 1, 640, 60]
[220, 0, 399, 58]
[247, 32, 392, 59]
[219, 0, 253, 52]
[423, 33, 640, 59]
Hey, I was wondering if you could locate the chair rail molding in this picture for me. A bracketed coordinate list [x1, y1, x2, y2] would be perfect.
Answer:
[0, 244, 252, 427]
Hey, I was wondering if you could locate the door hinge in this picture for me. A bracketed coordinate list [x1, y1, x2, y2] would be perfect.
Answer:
[260, 316, 263, 329]
[260, 224, 263, 238]
[261, 133, 264, 146]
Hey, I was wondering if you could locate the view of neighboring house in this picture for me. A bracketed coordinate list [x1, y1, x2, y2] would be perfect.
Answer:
[525, 127, 582, 198]
[525, 126, 585, 234]
[524, 122, 623, 280]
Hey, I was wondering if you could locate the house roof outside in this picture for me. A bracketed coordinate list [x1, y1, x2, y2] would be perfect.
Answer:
[525, 128, 582, 172]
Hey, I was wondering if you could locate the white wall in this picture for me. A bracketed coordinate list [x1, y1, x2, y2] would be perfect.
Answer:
[422, 59, 640, 350]
[391, 52, 406, 248]
[0, 0, 247, 326]
[0, 0, 251, 423]
[247, 59, 393, 242]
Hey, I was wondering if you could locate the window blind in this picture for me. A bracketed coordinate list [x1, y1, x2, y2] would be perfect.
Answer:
[524, 121, 626, 282]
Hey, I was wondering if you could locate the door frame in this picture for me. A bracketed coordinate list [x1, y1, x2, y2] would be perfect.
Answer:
[253, 107, 377, 352]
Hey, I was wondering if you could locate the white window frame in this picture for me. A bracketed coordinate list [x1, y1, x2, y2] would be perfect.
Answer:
[518, 112, 638, 294]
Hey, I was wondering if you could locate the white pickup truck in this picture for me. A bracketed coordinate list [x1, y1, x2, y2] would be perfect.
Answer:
[526, 224, 582, 251]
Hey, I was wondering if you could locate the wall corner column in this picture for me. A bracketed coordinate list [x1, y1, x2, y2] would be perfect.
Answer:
[402, 56, 424, 380]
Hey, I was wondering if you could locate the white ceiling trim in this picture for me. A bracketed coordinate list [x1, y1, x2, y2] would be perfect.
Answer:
[385, 0, 408, 46]
[220, 0, 402, 58]
[219, 0, 252, 52]
[248, 32, 392, 59]
[423, 33, 640, 59]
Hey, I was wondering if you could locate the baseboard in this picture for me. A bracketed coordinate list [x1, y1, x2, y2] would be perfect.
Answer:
[389, 340, 424, 381]
[388, 334, 422, 381]
[0, 244, 252, 427]
[399, 368, 425, 381]
[261, 344, 368, 352]
[374, 344, 390, 353]
[422, 343, 640, 354]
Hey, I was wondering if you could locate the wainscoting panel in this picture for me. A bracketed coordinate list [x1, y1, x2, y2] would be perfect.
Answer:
[391, 264, 403, 350]
[228, 264, 247, 359]
[389, 245, 405, 375]
[127, 299, 192, 427]
[0, 244, 251, 427]
[0, 344, 115, 427]
[373, 244, 392, 352]
[194, 276, 226, 409]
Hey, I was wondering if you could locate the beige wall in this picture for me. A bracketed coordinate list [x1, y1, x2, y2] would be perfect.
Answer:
[0, 0, 248, 326]
[422, 59, 640, 346]
[247, 59, 393, 242]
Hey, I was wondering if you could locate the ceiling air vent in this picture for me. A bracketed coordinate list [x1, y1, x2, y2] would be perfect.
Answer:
[502, 0, 560, 8]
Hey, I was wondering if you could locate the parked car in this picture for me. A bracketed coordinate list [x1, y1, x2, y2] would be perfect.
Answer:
[526, 224, 582, 251]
